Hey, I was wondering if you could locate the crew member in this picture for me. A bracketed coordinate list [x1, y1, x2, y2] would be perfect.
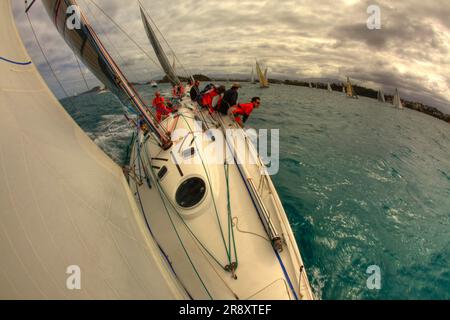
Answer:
[190, 80, 200, 101]
[219, 83, 241, 115]
[229, 97, 261, 127]
[199, 85, 226, 114]
[152, 91, 172, 122]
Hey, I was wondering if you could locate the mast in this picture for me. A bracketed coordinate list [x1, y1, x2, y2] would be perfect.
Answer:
[140, 6, 180, 86]
[41, 0, 172, 149]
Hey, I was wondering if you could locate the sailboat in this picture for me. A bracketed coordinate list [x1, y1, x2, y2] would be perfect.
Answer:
[342, 85, 346, 94]
[251, 68, 256, 84]
[309, 82, 313, 89]
[0, 0, 187, 299]
[393, 88, 403, 109]
[377, 89, 386, 103]
[345, 77, 358, 99]
[256, 60, 269, 88]
[327, 83, 333, 93]
[0, 0, 315, 300]
[150, 80, 158, 88]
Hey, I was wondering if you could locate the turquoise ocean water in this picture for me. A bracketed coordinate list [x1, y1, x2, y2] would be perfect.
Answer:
[62, 82, 450, 300]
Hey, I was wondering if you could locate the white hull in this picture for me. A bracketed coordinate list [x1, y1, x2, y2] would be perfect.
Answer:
[129, 96, 314, 300]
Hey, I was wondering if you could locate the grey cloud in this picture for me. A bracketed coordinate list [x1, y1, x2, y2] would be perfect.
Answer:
[11, 0, 450, 113]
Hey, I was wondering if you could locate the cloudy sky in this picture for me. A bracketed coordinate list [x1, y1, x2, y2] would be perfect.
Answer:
[12, 0, 450, 112]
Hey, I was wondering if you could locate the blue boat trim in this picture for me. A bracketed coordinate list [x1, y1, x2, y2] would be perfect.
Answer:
[0, 56, 32, 66]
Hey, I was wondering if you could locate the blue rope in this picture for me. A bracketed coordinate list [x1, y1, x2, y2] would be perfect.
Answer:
[275, 250, 299, 300]
[0, 56, 32, 65]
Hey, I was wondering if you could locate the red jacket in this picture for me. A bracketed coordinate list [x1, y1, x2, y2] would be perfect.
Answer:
[201, 89, 220, 113]
[152, 96, 172, 121]
[231, 102, 255, 123]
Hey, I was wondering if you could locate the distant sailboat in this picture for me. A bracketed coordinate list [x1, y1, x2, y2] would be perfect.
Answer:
[377, 89, 386, 103]
[251, 68, 256, 84]
[309, 82, 313, 89]
[345, 77, 358, 99]
[327, 83, 332, 92]
[342, 85, 346, 94]
[150, 80, 158, 88]
[256, 60, 269, 88]
[393, 88, 403, 109]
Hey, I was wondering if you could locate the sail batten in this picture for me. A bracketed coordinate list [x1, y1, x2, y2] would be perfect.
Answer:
[140, 6, 180, 86]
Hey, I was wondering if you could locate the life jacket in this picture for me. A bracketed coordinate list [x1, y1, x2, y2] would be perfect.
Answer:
[200, 89, 219, 112]
[234, 103, 254, 116]
[178, 85, 185, 97]
[232, 102, 254, 123]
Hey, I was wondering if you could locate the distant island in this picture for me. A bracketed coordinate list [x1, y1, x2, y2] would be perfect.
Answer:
[278, 79, 450, 124]
[76, 74, 450, 125]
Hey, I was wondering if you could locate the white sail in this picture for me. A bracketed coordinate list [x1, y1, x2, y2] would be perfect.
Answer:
[327, 83, 332, 92]
[309, 82, 313, 89]
[393, 88, 403, 109]
[251, 68, 255, 83]
[377, 89, 386, 103]
[0, 0, 187, 299]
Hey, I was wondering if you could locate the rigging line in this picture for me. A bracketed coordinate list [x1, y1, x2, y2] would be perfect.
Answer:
[86, 0, 180, 86]
[25, 12, 72, 99]
[133, 133, 194, 300]
[0, 56, 31, 65]
[137, 0, 192, 80]
[143, 143, 226, 270]
[178, 114, 233, 265]
[74, 55, 90, 91]
[143, 148, 213, 300]
[26, 9, 107, 143]
[214, 114, 300, 300]
[225, 164, 239, 268]
[81, 0, 128, 69]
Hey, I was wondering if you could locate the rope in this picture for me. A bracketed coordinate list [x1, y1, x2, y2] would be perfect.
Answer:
[225, 163, 239, 275]
[232, 217, 270, 242]
[179, 114, 236, 270]
[214, 111, 302, 300]
[132, 130, 194, 299]
[137, 0, 193, 80]
[86, 0, 180, 86]
[74, 55, 90, 91]
[141, 143, 213, 299]
[0, 56, 31, 65]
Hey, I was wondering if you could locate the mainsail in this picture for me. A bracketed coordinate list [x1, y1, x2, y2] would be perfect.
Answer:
[140, 6, 180, 86]
[393, 88, 403, 109]
[256, 61, 269, 88]
[377, 89, 386, 103]
[41, 0, 171, 148]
